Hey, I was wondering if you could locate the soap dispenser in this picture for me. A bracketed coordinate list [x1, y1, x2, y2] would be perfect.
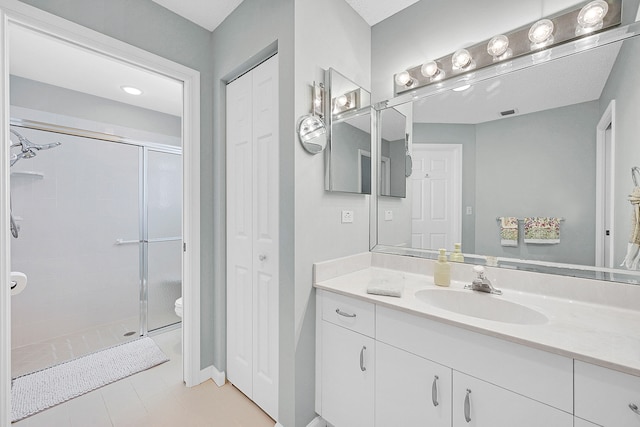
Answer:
[450, 243, 464, 263]
[434, 248, 451, 287]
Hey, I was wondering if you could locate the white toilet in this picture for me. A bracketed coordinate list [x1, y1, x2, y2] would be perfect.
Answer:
[174, 297, 183, 318]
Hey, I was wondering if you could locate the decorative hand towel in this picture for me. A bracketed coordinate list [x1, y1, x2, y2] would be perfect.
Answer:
[499, 217, 519, 247]
[621, 186, 640, 269]
[366, 278, 404, 298]
[524, 217, 560, 244]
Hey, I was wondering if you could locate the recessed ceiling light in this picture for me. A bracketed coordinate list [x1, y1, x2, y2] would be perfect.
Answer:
[121, 86, 143, 96]
[453, 84, 471, 92]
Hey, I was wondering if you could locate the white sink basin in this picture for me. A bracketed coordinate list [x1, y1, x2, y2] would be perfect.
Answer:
[415, 289, 548, 325]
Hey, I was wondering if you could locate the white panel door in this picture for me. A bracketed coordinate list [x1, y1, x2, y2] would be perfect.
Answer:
[250, 55, 279, 420]
[226, 54, 279, 421]
[412, 145, 461, 250]
[226, 66, 254, 398]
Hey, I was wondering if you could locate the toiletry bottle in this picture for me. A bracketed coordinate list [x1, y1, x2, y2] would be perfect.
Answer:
[434, 248, 451, 287]
[450, 243, 464, 262]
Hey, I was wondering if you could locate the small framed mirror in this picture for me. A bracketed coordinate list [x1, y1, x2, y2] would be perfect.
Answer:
[298, 115, 327, 154]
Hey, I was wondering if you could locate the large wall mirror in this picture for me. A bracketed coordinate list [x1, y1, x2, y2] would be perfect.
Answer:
[325, 68, 373, 194]
[374, 21, 640, 284]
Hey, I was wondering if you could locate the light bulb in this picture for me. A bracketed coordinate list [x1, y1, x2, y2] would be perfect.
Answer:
[421, 61, 440, 78]
[487, 35, 509, 57]
[336, 95, 348, 107]
[528, 19, 554, 44]
[452, 49, 472, 70]
[578, 0, 608, 28]
[395, 71, 413, 87]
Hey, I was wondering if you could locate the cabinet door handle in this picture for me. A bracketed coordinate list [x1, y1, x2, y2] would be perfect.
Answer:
[630, 403, 640, 415]
[336, 308, 356, 318]
[360, 346, 367, 371]
[432, 375, 439, 407]
[464, 389, 472, 423]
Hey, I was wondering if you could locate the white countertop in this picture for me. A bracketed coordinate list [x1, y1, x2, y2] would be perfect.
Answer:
[315, 266, 640, 377]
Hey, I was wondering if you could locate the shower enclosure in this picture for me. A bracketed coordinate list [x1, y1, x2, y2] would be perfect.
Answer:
[10, 124, 182, 377]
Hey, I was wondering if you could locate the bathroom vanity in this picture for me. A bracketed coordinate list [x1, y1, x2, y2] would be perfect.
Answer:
[314, 253, 640, 427]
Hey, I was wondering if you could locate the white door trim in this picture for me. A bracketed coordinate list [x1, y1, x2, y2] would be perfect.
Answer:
[0, 3, 202, 424]
[595, 100, 616, 268]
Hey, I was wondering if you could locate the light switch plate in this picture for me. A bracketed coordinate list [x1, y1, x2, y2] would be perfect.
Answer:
[341, 210, 354, 223]
[384, 210, 393, 221]
[466, 206, 473, 215]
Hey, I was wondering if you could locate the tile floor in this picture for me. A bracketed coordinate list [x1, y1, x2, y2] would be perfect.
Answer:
[13, 329, 276, 427]
[11, 317, 140, 378]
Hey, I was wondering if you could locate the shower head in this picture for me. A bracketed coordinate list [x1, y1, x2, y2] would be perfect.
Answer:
[9, 128, 61, 166]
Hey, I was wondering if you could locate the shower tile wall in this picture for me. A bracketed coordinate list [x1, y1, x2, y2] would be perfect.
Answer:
[10, 128, 140, 350]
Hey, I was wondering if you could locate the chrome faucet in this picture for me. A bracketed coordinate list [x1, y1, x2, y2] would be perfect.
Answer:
[465, 266, 502, 295]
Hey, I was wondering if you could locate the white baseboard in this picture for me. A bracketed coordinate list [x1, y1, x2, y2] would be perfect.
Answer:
[197, 365, 226, 387]
[307, 416, 328, 427]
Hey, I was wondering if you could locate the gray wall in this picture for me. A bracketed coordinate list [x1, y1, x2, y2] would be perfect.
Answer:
[475, 102, 599, 264]
[210, 0, 295, 424]
[294, 0, 371, 425]
[10, 75, 181, 139]
[15, 0, 216, 367]
[412, 123, 477, 253]
[600, 34, 640, 267]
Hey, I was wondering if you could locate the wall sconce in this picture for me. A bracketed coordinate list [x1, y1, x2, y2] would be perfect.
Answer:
[393, 0, 621, 95]
[332, 88, 361, 116]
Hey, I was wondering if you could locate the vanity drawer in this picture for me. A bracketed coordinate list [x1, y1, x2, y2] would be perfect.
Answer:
[320, 290, 375, 337]
[574, 360, 640, 426]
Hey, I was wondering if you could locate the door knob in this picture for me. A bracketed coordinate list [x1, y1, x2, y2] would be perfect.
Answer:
[258, 254, 267, 261]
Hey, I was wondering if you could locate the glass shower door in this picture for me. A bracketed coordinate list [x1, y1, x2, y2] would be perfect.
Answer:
[144, 148, 182, 332]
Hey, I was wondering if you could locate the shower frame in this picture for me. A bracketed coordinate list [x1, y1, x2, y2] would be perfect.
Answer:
[10, 117, 182, 337]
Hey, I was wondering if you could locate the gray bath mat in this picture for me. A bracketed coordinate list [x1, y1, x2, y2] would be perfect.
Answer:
[11, 337, 169, 422]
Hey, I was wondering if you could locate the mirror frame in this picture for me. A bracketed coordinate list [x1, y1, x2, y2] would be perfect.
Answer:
[371, 20, 640, 284]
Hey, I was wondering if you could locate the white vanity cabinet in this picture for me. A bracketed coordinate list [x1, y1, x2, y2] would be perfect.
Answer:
[318, 291, 375, 427]
[452, 371, 572, 426]
[376, 341, 452, 426]
[574, 360, 640, 426]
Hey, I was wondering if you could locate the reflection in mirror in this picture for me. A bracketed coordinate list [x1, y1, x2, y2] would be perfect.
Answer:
[376, 25, 640, 283]
[325, 68, 372, 194]
[379, 107, 408, 198]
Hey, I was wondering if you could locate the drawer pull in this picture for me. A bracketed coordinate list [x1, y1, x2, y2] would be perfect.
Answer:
[630, 403, 640, 415]
[336, 308, 357, 318]
[432, 375, 439, 407]
[464, 389, 472, 423]
[360, 346, 367, 371]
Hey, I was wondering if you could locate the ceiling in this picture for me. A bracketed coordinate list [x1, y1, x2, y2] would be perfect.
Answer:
[9, 25, 183, 117]
[151, 0, 418, 31]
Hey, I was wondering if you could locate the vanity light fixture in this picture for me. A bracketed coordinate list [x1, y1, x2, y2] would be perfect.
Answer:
[452, 49, 474, 71]
[487, 35, 511, 59]
[121, 85, 143, 96]
[420, 60, 444, 80]
[392, 0, 621, 96]
[332, 88, 360, 116]
[528, 19, 555, 46]
[394, 70, 414, 87]
[577, 0, 609, 34]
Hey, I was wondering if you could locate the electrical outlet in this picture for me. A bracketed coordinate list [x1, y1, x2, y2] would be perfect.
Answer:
[341, 210, 354, 223]
[384, 210, 393, 221]
[466, 206, 473, 215]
